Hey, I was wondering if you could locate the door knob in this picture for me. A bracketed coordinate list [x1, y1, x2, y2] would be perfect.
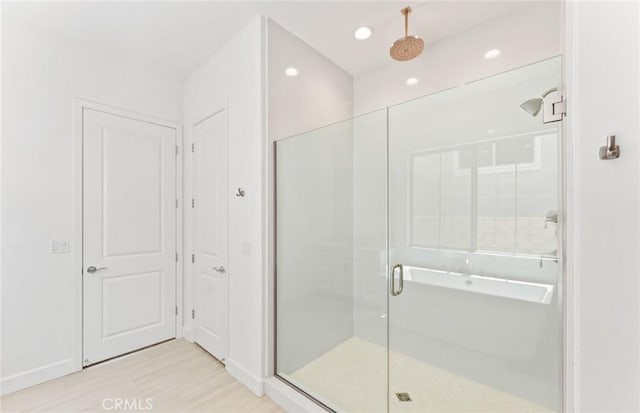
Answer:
[86, 266, 107, 274]
[212, 266, 226, 274]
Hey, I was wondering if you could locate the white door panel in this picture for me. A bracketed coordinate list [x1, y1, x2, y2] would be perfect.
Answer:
[102, 130, 163, 257]
[102, 271, 162, 338]
[83, 108, 177, 365]
[196, 271, 225, 339]
[193, 110, 229, 360]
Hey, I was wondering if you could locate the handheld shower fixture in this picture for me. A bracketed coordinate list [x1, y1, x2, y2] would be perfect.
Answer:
[390, 7, 424, 61]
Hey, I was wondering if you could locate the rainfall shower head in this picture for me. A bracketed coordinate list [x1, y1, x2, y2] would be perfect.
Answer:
[390, 7, 424, 61]
[520, 88, 558, 117]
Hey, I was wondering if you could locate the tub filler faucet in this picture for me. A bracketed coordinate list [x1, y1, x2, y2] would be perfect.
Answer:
[464, 258, 473, 276]
[539, 250, 558, 268]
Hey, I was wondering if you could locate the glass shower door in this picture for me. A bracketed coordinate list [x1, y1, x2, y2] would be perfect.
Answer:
[387, 57, 563, 413]
[275, 109, 389, 412]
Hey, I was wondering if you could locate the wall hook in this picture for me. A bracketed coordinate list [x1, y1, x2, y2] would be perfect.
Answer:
[599, 135, 620, 160]
[235, 188, 245, 197]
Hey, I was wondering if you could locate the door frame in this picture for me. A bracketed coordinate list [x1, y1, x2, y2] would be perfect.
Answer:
[71, 98, 184, 372]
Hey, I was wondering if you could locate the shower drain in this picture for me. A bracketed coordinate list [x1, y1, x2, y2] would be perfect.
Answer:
[395, 392, 412, 402]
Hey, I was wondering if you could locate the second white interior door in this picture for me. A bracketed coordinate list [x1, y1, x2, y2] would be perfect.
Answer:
[192, 109, 229, 361]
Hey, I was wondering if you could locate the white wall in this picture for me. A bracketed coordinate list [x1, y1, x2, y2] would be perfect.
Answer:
[267, 20, 352, 141]
[353, 2, 561, 116]
[0, 16, 183, 394]
[567, 2, 640, 412]
[182, 15, 265, 395]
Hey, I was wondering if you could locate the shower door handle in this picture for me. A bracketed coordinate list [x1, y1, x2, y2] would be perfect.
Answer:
[390, 264, 404, 296]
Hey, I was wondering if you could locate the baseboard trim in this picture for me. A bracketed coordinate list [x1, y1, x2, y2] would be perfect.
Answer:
[181, 325, 194, 343]
[225, 358, 263, 396]
[0, 358, 78, 396]
[264, 377, 326, 412]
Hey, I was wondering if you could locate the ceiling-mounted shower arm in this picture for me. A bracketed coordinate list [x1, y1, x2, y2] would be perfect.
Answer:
[402, 7, 411, 37]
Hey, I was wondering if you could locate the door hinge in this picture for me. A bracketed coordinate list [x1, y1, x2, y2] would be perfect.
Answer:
[191, 143, 195, 153]
[192, 199, 195, 208]
[175, 306, 178, 316]
[176, 199, 179, 208]
[176, 145, 179, 155]
[543, 91, 566, 123]
[553, 100, 567, 116]
[191, 254, 195, 263]
[175, 252, 179, 262]
[192, 309, 195, 319]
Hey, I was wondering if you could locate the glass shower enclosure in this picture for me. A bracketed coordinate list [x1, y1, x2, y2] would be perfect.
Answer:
[275, 57, 563, 413]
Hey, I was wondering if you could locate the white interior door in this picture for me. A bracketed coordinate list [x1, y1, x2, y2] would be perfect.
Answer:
[83, 108, 177, 366]
[193, 109, 229, 361]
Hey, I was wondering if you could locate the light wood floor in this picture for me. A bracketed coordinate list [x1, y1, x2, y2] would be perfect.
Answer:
[0, 339, 284, 413]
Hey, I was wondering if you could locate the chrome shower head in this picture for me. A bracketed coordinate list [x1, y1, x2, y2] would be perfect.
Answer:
[520, 98, 543, 116]
[520, 87, 558, 117]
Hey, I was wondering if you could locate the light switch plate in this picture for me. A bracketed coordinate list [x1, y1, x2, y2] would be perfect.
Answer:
[50, 240, 70, 253]
[242, 242, 251, 256]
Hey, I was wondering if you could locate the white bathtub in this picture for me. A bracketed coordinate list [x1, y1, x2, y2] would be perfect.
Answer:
[403, 265, 554, 304]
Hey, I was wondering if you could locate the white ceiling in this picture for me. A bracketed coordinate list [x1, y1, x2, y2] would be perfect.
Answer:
[4, 1, 537, 79]
[261, 1, 531, 76]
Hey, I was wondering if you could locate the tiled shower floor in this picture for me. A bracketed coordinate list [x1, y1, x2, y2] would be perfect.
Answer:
[285, 337, 554, 413]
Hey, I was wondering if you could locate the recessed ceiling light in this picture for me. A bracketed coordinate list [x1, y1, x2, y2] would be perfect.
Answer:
[406, 77, 419, 86]
[285, 67, 298, 77]
[484, 49, 501, 59]
[354, 26, 372, 40]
